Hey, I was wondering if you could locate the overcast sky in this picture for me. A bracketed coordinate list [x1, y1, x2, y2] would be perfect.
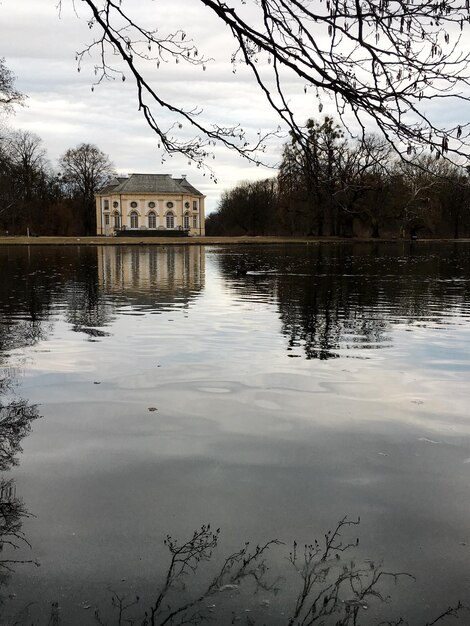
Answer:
[1, 0, 313, 213]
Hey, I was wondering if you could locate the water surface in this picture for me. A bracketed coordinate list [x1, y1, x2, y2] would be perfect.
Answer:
[1, 242, 470, 624]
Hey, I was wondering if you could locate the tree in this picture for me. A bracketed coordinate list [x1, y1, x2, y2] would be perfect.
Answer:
[332, 134, 394, 238]
[59, 143, 115, 235]
[207, 178, 279, 235]
[5, 130, 48, 202]
[0, 58, 24, 114]
[211, 113, 470, 237]
[0, 131, 61, 235]
[394, 155, 470, 237]
[279, 117, 348, 235]
[61, 1, 470, 173]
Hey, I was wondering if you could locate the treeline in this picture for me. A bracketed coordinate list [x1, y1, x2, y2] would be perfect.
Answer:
[0, 129, 114, 236]
[207, 117, 470, 238]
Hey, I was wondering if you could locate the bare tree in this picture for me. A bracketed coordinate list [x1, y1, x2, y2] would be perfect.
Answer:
[331, 134, 394, 237]
[5, 130, 48, 202]
[393, 154, 470, 236]
[0, 131, 54, 234]
[0, 58, 24, 114]
[279, 117, 348, 235]
[60, 1, 470, 173]
[59, 143, 115, 235]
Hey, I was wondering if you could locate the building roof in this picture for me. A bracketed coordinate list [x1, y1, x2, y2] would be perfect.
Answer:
[97, 174, 203, 196]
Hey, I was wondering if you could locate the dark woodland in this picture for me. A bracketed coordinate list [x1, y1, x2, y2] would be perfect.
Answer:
[207, 117, 470, 238]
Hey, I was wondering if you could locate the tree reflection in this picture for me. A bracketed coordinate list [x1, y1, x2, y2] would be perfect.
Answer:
[92, 518, 466, 626]
[0, 400, 38, 472]
[0, 479, 37, 582]
[214, 243, 470, 360]
[0, 246, 115, 342]
[0, 371, 39, 593]
[64, 257, 114, 339]
[0, 401, 39, 614]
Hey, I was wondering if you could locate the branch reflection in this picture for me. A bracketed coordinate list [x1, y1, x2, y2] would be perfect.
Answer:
[92, 518, 466, 626]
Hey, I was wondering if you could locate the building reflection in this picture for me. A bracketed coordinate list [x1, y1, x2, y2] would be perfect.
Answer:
[97, 245, 205, 309]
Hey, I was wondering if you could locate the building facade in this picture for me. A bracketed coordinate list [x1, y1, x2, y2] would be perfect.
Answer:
[95, 173, 205, 236]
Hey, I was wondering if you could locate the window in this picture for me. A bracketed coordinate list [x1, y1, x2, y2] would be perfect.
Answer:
[113, 201, 119, 208]
[148, 201, 156, 209]
[183, 213, 190, 229]
[185, 201, 190, 209]
[192, 215, 198, 228]
[130, 201, 138, 208]
[166, 212, 175, 229]
[105, 214, 110, 225]
[114, 212, 120, 228]
[193, 200, 198, 210]
[104, 199, 109, 210]
[166, 201, 174, 208]
[148, 211, 157, 229]
[130, 211, 139, 228]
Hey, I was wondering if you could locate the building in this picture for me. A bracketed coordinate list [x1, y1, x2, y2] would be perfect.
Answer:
[95, 173, 205, 236]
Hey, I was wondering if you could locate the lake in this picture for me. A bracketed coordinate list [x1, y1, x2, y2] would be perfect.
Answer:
[1, 242, 470, 625]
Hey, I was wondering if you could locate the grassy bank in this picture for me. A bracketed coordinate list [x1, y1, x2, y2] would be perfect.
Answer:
[0, 235, 467, 246]
[0, 235, 366, 246]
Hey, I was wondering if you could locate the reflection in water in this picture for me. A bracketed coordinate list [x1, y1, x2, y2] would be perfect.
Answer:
[0, 480, 35, 585]
[0, 263, 42, 610]
[0, 245, 206, 342]
[97, 246, 205, 311]
[0, 400, 38, 472]
[0, 246, 107, 343]
[214, 243, 470, 359]
[97, 519, 464, 626]
[0, 382, 39, 609]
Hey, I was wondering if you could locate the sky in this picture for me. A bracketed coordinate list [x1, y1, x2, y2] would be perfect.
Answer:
[1, 0, 306, 214]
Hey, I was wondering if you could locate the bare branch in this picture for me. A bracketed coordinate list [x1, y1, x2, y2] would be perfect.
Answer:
[65, 1, 470, 170]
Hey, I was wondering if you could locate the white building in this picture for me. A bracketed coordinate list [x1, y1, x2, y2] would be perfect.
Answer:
[95, 173, 205, 236]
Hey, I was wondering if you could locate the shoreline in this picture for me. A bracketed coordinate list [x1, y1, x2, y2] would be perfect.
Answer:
[0, 235, 469, 246]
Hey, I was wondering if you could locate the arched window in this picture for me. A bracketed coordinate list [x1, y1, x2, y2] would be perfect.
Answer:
[130, 211, 139, 229]
[166, 212, 175, 229]
[148, 211, 157, 229]
[114, 212, 120, 229]
[183, 212, 190, 229]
